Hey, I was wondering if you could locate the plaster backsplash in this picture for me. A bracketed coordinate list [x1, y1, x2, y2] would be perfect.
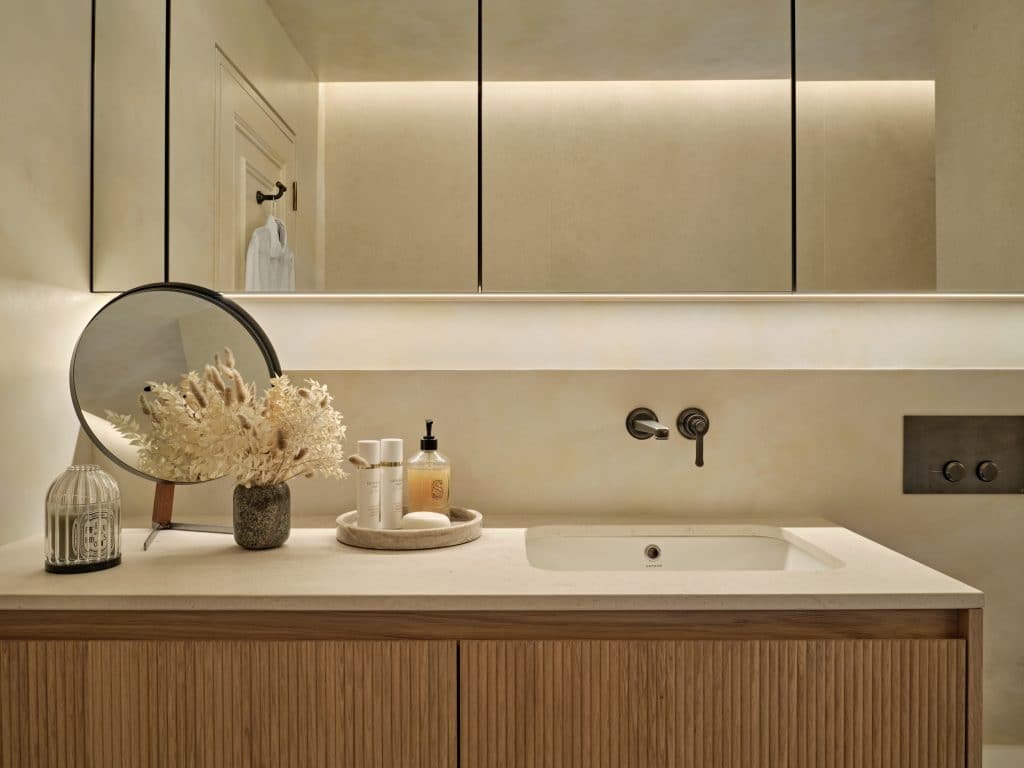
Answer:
[0, 1, 106, 546]
[101, 369, 1023, 742]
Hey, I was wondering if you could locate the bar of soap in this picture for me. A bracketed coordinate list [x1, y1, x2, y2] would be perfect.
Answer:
[401, 511, 451, 529]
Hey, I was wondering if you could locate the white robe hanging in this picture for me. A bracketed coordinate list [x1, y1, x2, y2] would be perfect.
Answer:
[245, 215, 295, 291]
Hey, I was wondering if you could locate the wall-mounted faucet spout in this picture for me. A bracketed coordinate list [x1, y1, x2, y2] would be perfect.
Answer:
[626, 408, 671, 440]
[635, 420, 670, 440]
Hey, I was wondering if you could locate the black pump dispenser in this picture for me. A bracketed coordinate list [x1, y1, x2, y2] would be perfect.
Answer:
[420, 419, 438, 450]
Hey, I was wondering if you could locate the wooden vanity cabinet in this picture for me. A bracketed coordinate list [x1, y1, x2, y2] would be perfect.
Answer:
[0, 608, 981, 768]
[458, 609, 982, 768]
[462, 639, 965, 768]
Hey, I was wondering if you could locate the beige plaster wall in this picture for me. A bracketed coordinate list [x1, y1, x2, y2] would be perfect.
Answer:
[0, 1, 106, 545]
[321, 77, 938, 293]
[484, 80, 792, 292]
[797, 81, 937, 291]
[935, 0, 1024, 291]
[238, 295, 1024, 371]
[169, 0, 321, 289]
[320, 83, 477, 292]
[321, 79, 796, 293]
[92, 0, 166, 290]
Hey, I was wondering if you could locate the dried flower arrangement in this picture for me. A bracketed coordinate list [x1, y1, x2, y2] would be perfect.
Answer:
[108, 348, 347, 487]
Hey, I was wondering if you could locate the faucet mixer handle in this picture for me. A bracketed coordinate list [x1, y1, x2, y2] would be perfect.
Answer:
[677, 408, 710, 467]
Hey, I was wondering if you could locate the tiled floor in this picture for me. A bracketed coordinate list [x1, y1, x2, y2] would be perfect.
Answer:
[985, 745, 1024, 767]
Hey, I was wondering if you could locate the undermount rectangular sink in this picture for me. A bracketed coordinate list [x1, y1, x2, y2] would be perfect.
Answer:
[525, 525, 843, 572]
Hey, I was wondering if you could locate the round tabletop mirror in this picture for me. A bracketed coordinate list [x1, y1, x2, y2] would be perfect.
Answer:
[71, 282, 281, 484]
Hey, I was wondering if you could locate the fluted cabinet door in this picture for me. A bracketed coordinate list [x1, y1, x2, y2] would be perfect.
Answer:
[460, 639, 967, 768]
[191, 640, 457, 767]
[0, 640, 87, 768]
[0, 640, 457, 768]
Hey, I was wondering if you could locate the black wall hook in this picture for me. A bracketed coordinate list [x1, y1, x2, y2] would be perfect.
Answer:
[256, 181, 287, 205]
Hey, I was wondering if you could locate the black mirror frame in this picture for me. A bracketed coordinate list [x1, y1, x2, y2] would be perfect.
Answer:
[69, 281, 282, 484]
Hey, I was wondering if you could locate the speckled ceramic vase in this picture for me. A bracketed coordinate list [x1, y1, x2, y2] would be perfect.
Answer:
[232, 483, 290, 550]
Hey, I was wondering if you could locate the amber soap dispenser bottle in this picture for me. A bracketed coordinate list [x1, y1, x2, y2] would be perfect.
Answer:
[406, 419, 451, 516]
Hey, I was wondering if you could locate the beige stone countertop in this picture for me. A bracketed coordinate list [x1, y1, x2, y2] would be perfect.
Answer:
[0, 525, 982, 611]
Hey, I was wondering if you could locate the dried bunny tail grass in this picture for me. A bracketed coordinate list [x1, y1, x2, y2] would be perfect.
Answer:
[108, 350, 347, 486]
[187, 379, 208, 409]
[224, 347, 236, 368]
[229, 370, 250, 403]
[204, 365, 226, 394]
[348, 454, 371, 470]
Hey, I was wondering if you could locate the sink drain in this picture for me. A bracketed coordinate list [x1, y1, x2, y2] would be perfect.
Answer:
[644, 544, 661, 560]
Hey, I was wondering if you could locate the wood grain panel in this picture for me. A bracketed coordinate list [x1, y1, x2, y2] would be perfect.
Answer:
[0, 609, 963, 641]
[1, 640, 456, 768]
[461, 639, 967, 768]
[83, 642, 195, 767]
[961, 608, 983, 768]
[192, 640, 456, 767]
[0, 641, 85, 768]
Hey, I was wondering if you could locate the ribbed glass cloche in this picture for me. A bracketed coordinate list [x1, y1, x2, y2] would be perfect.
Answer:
[44, 465, 121, 573]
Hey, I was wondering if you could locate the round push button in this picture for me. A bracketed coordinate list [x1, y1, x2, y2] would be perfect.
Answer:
[977, 461, 999, 483]
[942, 461, 967, 483]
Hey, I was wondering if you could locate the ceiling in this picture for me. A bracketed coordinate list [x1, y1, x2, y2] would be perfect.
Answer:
[266, 0, 934, 82]
[266, 0, 477, 81]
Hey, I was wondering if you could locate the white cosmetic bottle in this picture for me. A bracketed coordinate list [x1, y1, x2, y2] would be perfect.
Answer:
[355, 440, 381, 529]
[379, 438, 404, 530]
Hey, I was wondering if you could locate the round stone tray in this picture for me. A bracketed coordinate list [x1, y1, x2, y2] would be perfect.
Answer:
[335, 507, 482, 550]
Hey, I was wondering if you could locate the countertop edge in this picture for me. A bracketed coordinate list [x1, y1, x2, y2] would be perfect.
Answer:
[0, 594, 985, 612]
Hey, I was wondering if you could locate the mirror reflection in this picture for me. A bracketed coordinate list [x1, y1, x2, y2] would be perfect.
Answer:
[71, 286, 279, 482]
[797, 0, 1024, 291]
[93, 0, 1024, 293]
[482, 0, 791, 292]
[169, 0, 478, 293]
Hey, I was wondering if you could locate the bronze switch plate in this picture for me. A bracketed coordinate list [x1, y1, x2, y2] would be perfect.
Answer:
[903, 416, 1024, 494]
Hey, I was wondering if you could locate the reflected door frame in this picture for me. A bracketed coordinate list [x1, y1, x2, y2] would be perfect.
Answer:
[214, 51, 296, 292]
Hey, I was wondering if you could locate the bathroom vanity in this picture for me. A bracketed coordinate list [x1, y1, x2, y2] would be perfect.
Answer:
[0, 525, 982, 767]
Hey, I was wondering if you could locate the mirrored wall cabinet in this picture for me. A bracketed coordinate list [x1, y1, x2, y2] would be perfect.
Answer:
[92, 0, 1024, 294]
